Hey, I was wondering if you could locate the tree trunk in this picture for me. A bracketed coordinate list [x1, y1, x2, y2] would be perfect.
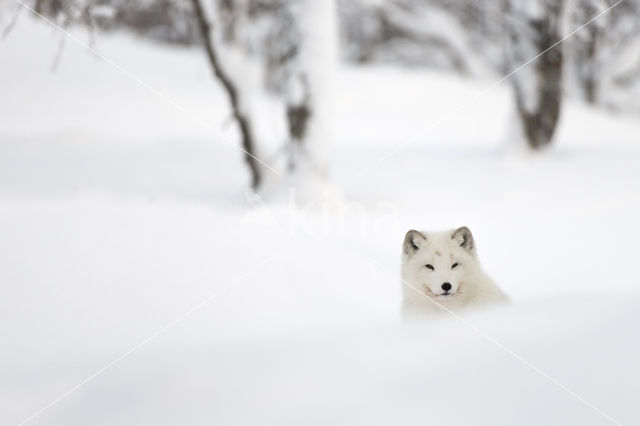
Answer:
[190, 0, 261, 189]
[285, 0, 336, 180]
[584, 31, 599, 104]
[581, 7, 601, 105]
[506, 0, 564, 150]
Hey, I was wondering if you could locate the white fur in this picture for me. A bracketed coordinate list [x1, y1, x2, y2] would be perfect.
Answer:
[401, 228, 508, 317]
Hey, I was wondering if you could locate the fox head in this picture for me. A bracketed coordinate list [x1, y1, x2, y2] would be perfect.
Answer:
[402, 227, 478, 300]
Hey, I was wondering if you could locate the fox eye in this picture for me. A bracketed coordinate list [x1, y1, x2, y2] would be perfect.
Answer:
[451, 263, 459, 269]
[425, 264, 434, 270]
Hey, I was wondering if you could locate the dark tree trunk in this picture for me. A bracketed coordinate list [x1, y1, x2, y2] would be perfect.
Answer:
[286, 73, 312, 172]
[506, 0, 564, 150]
[583, 25, 600, 104]
[190, 0, 261, 189]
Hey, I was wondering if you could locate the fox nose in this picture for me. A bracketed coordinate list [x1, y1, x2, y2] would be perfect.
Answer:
[441, 282, 452, 292]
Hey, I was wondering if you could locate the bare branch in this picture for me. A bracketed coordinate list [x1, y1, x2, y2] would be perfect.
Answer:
[190, 0, 262, 189]
[2, 4, 24, 39]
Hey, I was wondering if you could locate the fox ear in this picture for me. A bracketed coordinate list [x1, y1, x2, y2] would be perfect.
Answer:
[452, 226, 474, 253]
[404, 230, 426, 255]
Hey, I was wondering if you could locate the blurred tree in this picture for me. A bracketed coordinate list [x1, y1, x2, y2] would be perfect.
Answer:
[339, 0, 492, 74]
[505, 0, 564, 150]
[30, 0, 95, 30]
[567, 0, 640, 108]
[104, 0, 198, 45]
[570, 0, 609, 104]
[190, 0, 261, 188]
[28, 0, 198, 45]
[191, 0, 337, 192]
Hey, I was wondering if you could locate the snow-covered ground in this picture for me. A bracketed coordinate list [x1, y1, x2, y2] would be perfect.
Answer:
[2, 16, 640, 426]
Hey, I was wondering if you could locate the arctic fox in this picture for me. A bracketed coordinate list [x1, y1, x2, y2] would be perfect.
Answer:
[401, 227, 507, 316]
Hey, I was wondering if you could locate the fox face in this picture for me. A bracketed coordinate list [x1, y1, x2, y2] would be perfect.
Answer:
[402, 227, 477, 300]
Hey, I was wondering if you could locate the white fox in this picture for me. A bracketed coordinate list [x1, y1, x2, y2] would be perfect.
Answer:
[401, 227, 507, 316]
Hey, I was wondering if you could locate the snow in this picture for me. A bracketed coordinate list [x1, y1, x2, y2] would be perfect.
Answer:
[2, 16, 640, 426]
